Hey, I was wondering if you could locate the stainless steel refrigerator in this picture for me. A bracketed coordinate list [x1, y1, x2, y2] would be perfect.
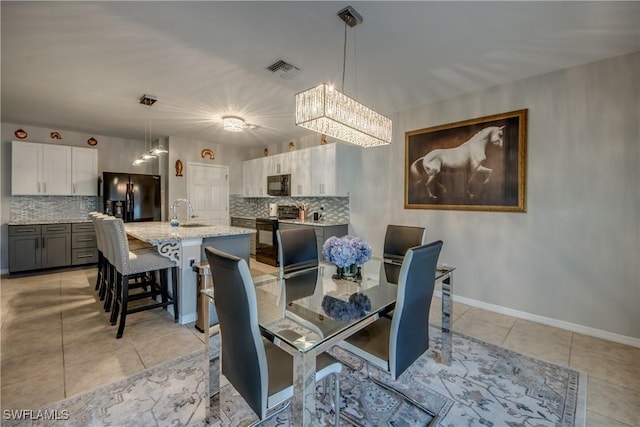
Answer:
[102, 172, 161, 222]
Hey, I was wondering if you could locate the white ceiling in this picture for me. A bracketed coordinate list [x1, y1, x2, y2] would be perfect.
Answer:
[2, 1, 638, 147]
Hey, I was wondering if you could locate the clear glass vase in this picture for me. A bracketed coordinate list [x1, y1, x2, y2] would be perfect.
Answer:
[334, 264, 362, 282]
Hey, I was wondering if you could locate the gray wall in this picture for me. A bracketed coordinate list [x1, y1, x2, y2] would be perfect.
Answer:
[0, 123, 153, 271]
[350, 52, 640, 341]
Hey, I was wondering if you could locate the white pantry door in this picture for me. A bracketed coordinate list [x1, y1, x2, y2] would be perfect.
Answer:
[187, 162, 229, 225]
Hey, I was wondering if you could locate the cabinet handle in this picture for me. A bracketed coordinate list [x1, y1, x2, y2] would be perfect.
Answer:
[14, 228, 36, 233]
[35, 238, 38, 249]
[73, 183, 77, 193]
[43, 182, 46, 193]
[42, 237, 45, 249]
[76, 254, 94, 259]
[48, 227, 66, 231]
[37, 182, 41, 193]
[76, 238, 93, 242]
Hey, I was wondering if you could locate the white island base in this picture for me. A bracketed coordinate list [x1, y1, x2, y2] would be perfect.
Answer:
[124, 222, 254, 325]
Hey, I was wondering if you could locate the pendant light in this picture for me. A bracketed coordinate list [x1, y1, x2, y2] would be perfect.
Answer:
[295, 5, 392, 147]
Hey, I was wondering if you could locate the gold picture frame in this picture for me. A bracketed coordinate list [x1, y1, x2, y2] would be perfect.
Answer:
[405, 109, 527, 212]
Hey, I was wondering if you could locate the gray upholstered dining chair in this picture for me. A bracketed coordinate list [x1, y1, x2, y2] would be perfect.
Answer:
[205, 246, 341, 425]
[276, 228, 319, 307]
[379, 225, 427, 286]
[338, 240, 443, 416]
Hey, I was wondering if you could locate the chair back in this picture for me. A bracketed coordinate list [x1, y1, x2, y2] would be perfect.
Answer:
[380, 225, 427, 285]
[389, 240, 442, 379]
[276, 228, 319, 304]
[90, 214, 107, 254]
[102, 218, 131, 273]
[205, 247, 269, 419]
[97, 217, 114, 264]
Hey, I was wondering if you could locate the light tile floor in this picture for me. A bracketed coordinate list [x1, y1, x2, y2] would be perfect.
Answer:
[1, 262, 639, 426]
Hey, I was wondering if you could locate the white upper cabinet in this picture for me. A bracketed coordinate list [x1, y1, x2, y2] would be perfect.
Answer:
[309, 143, 357, 197]
[71, 147, 98, 195]
[242, 142, 357, 198]
[264, 152, 291, 175]
[42, 145, 72, 195]
[12, 141, 97, 196]
[12, 141, 43, 195]
[290, 149, 311, 196]
[243, 157, 265, 197]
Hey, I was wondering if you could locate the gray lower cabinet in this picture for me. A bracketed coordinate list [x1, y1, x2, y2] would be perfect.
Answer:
[71, 223, 98, 265]
[278, 223, 348, 261]
[9, 222, 96, 273]
[41, 224, 71, 269]
[8, 225, 42, 273]
[230, 217, 256, 256]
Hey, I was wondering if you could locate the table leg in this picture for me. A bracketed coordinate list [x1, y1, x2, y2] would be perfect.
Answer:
[441, 272, 453, 366]
[204, 299, 220, 424]
[291, 350, 317, 426]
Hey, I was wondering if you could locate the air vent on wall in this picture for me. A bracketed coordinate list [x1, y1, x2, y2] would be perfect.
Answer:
[266, 59, 301, 79]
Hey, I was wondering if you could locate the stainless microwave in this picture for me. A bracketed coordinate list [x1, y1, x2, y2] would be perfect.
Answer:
[267, 174, 291, 197]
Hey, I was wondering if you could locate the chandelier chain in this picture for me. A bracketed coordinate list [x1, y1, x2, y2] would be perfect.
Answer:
[342, 19, 347, 92]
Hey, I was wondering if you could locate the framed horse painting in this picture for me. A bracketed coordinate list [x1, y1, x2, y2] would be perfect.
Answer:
[405, 109, 527, 212]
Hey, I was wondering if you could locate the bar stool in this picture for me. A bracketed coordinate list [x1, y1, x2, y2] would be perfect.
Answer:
[89, 213, 108, 297]
[103, 218, 179, 339]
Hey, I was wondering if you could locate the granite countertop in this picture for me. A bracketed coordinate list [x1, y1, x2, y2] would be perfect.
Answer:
[278, 219, 348, 227]
[124, 221, 256, 245]
[8, 218, 92, 226]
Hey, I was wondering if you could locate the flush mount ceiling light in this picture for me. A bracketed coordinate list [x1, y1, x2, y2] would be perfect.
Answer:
[223, 116, 257, 132]
[295, 5, 392, 148]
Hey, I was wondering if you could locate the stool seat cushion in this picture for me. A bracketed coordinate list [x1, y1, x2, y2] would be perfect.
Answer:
[127, 250, 176, 275]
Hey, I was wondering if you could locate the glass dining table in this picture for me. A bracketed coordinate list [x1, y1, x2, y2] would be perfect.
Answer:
[202, 262, 455, 426]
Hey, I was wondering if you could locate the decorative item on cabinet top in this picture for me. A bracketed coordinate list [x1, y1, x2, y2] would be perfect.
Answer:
[175, 159, 184, 177]
[288, 141, 295, 151]
[14, 129, 28, 139]
[50, 131, 62, 140]
[263, 148, 269, 157]
[87, 137, 98, 146]
[201, 149, 214, 160]
[320, 134, 327, 145]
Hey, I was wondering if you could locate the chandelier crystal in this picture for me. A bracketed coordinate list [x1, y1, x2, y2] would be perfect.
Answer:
[295, 83, 392, 147]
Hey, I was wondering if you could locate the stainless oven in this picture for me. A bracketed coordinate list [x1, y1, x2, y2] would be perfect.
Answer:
[255, 218, 279, 266]
[267, 174, 291, 197]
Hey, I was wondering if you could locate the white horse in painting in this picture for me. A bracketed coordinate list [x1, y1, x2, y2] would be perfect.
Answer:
[410, 126, 505, 199]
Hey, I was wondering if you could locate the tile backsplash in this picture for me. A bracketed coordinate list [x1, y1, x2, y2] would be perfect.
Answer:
[10, 196, 99, 223]
[230, 195, 349, 223]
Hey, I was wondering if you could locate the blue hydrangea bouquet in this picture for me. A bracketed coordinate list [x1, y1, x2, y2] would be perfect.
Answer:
[323, 235, 372, 281]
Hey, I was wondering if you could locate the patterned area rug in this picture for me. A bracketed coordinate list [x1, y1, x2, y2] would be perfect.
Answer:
[5, 328, 586, 426]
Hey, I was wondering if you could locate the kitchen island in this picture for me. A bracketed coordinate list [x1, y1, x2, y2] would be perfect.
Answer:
[124, 221, 255, 324]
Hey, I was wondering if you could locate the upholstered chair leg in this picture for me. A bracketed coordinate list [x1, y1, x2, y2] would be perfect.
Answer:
[171, 267, 179, 323]
[110, 272, 122, 325]
[117, 274, 130, 339]
[95, 252, 103, 291]
[104, 265, 115, 312]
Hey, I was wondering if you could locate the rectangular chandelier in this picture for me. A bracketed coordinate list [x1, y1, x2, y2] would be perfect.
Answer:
[295, 83, 392, 147]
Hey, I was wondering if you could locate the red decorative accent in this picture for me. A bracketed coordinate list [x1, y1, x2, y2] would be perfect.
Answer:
[14, 129, 28, 139]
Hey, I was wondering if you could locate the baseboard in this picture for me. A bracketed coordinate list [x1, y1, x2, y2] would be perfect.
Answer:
[0, 268, 8, 276]
[433, 289, 640, 348]
[179, 312, 197, 325]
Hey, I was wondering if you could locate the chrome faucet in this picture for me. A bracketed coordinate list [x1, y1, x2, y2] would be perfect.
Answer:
[171, 198, 196, 222]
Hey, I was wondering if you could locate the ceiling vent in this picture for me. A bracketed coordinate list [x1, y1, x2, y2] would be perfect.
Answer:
[139, 94, 157, 106]
[266, 60, 301, 79]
